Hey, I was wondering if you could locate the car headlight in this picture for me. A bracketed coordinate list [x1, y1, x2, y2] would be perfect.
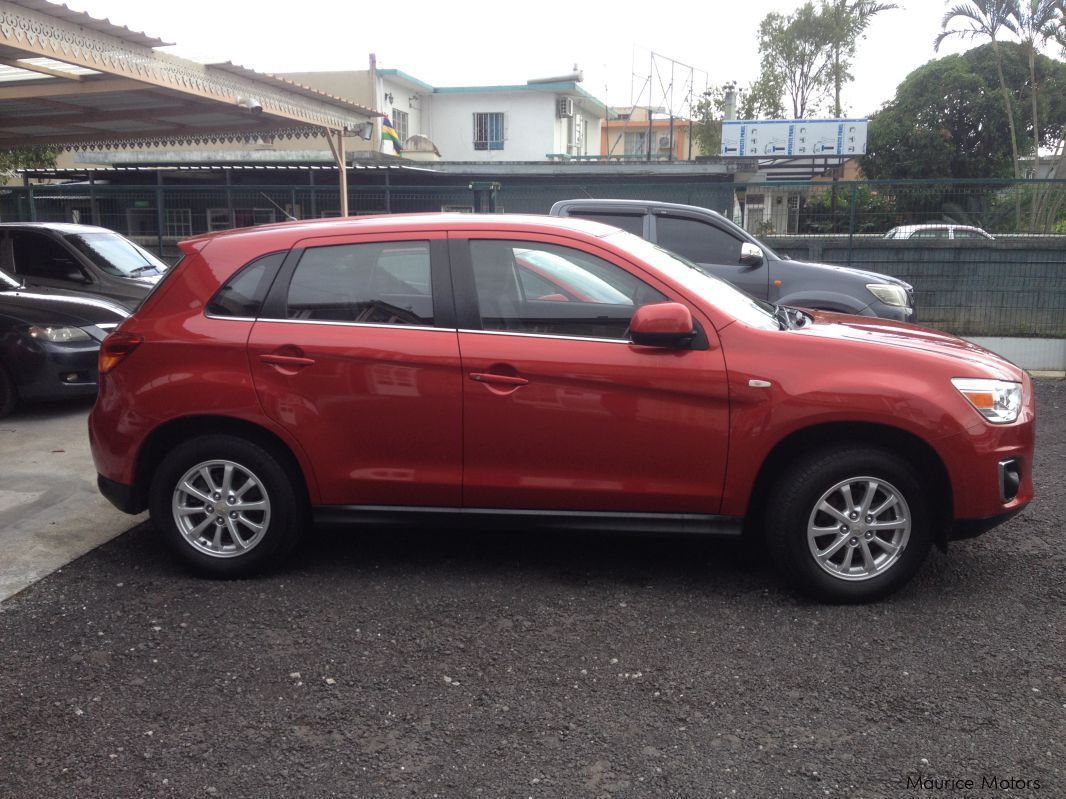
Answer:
[951, 378, 1023, 424]
[866, 283, 908, 307]
[26, 325, 91, 343]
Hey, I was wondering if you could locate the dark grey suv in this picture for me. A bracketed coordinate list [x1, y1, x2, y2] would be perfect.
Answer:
[0, 223, 168, 310]
[550, 199, 915, 321]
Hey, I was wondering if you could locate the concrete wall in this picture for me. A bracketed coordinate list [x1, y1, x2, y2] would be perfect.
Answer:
[764, 235, 1066, 340]
[427, 91, 602, 161]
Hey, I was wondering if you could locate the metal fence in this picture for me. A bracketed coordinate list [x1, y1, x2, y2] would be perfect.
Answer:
[1, 177, 1064, 339]
[742, 179, 1066, 238]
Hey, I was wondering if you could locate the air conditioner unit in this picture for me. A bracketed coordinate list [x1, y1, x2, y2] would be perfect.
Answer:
[557, 97, 574, 118]
[658, 136, 672, 150]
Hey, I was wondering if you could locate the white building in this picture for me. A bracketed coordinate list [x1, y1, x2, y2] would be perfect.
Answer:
[59, 61, 609, 168]
[287, 64, 608, 162]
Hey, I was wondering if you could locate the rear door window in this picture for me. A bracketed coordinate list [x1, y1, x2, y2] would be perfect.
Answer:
[655, 215, 742, 265]
[284, 241, 434, 326]
[566, 211, 645, 236]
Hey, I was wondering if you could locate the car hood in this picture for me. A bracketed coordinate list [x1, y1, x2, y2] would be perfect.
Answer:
[796, 311, 1023, 380]
[0, 288, 130, 328]
[777, 257, 912, 290]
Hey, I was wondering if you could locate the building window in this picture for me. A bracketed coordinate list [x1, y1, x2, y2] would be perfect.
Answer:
[623, 131, 648, 157]
[391, 108, 409, 144]
[473, 112, 505, 150]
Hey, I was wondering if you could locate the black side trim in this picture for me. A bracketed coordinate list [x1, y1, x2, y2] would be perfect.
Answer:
[949, 505, 1026, 541]
[97, 474, 146, 515]
[259, 245, 305, 320]
[312, 505, 743, 536]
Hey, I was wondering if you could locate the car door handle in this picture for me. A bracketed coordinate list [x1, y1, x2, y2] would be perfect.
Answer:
[259, 353, 316, 368]
[469, 372, 528, 387]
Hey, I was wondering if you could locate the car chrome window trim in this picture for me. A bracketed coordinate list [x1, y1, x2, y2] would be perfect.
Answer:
[250, 318, 453, 334]
[457, 327, 632, 345]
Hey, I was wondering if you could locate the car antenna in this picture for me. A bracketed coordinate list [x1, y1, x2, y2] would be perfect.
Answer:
[259, 192, 297, 222]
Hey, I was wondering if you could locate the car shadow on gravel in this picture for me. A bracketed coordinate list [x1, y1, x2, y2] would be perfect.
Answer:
[90, 516, 960, 607]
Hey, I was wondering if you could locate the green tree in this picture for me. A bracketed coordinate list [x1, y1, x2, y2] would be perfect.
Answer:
[862, 42, 1066, 230]
[1007, 1, 1060, 184]
[757, 3, 834, 118]
[691, 85, 727, 156]
[0, 147, 57, 176]
[936, 1, 1021, 181]
[737, 72, 788, 119]
[822, 0, 899, 117]
[862, 42, 1066, 180]
[691, 80, 786, 155]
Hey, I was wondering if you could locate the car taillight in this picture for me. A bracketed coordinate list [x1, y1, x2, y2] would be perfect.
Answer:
[99, 332, 143, 374]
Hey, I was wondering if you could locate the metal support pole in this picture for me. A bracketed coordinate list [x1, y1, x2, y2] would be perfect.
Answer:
[27, 181, 36, 222]
[155, 172, 165, 257]
[309, 169, 318, 219]
[89, 173, 99, 226]
[384, 168, 391, 214]
[847, 183, 858, 266]
[225, 168, 235, 229]
[324, 128, 349, 217]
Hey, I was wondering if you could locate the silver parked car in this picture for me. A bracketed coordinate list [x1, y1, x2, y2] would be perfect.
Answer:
[884, 224, 994, 240]
[0, 223, 169, 310]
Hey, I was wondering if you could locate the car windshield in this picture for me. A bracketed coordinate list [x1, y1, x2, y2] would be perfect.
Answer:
[607, 231, 780, 331]
[65, 232, 168, 278]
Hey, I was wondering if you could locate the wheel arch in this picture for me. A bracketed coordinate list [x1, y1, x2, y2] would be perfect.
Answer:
[131, 415, 313, 513]
[745, 421, 954, 550]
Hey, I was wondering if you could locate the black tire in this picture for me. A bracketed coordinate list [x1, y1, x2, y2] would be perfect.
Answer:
[764, 446, 932, 603]
[0, 363, 18, 419]
[149, 434, 305, 578]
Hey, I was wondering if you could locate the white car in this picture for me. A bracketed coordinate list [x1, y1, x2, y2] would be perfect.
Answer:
[885, 224, 994, 240]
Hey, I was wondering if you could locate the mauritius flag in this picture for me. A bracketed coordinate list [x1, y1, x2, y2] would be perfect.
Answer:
[382, 117, 403, 152]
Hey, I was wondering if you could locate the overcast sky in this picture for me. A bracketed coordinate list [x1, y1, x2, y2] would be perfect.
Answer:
[59, 0, 1040, 118]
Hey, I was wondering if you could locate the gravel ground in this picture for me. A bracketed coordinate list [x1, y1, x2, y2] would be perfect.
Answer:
[1, 381, 1063, 799]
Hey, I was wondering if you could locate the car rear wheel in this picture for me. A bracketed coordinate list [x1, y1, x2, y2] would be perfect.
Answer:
[0, 363, 18, 419]
[765, 446, 931, 602]
[149, 434, 304, 577]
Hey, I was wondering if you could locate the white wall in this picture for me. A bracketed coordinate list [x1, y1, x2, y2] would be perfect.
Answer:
[380, 76, 425, 147]
[425, 91, 602, 161]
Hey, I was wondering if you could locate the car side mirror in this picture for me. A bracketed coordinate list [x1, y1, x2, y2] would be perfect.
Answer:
[628, 302, 695, 348]
[739, 242, 764, 267]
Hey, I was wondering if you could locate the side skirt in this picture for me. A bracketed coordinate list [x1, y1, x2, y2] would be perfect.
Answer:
[312, 506, 743, 536]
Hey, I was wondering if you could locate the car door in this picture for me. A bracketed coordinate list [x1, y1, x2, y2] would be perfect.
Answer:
[652, 213, 770, 299]
[452, 232, 730, 514]
[246, 233, 462, 507]
[8, 230, 94, 292]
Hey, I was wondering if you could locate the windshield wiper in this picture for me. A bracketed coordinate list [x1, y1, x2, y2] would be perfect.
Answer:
[127, 265, 160, 277]
[772, 304, 791, 330]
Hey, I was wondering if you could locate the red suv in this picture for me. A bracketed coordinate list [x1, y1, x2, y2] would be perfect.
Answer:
[89, 215, 1034, 602]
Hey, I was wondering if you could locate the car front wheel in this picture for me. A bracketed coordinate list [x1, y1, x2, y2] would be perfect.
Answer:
[149, 434, 304, 577]
[765, 446, 932, 602]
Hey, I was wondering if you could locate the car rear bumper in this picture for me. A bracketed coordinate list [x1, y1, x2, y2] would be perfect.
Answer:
[97, 474, 145, 515]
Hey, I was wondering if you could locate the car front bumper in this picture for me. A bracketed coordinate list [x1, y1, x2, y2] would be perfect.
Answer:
[7, 336, 100, 402]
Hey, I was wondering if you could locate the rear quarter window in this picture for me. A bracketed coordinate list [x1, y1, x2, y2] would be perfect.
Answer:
[207, 251, 286, 318]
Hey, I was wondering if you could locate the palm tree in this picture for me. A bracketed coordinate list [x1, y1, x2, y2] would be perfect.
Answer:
[936, 1, 1021, 184]
[1006, 1, 1060, 179]
[1007, 0, 1063, 229]
[823, 0, 899, 118]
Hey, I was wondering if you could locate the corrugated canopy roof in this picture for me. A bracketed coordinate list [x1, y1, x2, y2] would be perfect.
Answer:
[0, 0, 377, 151]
